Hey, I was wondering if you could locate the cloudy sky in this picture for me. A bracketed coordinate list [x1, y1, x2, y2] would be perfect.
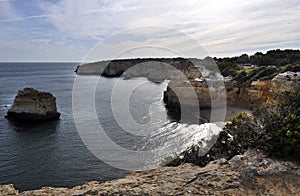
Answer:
[0, 0, 299, 62]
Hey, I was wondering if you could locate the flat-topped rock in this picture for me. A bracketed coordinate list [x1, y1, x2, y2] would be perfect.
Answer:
[75, 58, 204, 80]
[5, 88, 60, 121]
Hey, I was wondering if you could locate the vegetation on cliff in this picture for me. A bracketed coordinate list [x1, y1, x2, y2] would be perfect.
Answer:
[224, 91, 300, 161]
[254, 91, 300, 158]
[216, 49, 300, 83]
[166, 90, 300, 167]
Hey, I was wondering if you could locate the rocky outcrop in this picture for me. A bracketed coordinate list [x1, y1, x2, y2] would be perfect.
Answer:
[164, 71, 300, 110]
[1, 150, 299, 195]
[77, 57, 300, 111]
[5, 88, 60, 121]
[270, 71, 300, 93]
[0, 184, 19, 195]
[75, 58, 204, 81]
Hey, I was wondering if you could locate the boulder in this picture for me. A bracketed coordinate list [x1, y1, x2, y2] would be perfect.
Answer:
[5, 88, 60, 121]
[0, 184, 19, 195]
[272, 71, 300, 82]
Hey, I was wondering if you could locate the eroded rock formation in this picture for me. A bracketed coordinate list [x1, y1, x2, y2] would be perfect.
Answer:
[75, 58, 204, 81]
[77, 58, 300, 110]
[164, 71, 300, 110]
[5, 88, 61, 121]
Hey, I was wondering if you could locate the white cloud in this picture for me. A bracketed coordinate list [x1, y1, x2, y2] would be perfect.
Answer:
[0, 14, 47, 22]
[0, 0, 18, 20]
[42, 0, 144, 39]
[1, 0, 300, 61]
[40, 0, 300, 58]
[83, 26, 209, 62]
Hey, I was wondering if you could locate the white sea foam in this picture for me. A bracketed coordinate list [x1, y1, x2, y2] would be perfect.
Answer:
[146, 122, 223, 165]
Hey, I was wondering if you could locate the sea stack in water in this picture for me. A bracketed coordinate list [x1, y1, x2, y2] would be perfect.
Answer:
[5, 88, 60, 121]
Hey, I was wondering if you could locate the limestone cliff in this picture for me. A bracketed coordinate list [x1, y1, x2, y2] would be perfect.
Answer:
[75, 58, 204, 81]
[164, 71, 300, 110]
[77, 58, 300, 110]
[1, 150, 299, 195]
[5, 88, 61, 121]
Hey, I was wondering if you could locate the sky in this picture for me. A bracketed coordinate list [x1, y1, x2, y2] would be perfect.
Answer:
[0, 0, 299, 62]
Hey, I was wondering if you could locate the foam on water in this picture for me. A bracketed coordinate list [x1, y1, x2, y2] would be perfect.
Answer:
[145, 122, 222, 165]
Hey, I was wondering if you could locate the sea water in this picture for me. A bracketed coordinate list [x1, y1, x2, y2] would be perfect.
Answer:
[0, 63, 221, 191]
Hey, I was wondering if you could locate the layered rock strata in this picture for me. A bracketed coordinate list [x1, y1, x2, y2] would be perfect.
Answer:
[164, 71, 300, 110]
[77, 58, 300, 110]
[5, 88, 60, 121]
[75, 58, 205, 81]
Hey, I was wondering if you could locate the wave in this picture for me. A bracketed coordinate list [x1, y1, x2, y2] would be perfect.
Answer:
[144, 122, 223, 165]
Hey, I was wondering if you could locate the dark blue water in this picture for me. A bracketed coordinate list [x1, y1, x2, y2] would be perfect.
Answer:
[0, 62, 218, 191]
[0, 63, 132, 191]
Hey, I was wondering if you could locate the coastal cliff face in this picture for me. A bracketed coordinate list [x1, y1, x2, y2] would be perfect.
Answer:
[75, 58, 203, 81]
[5, 88, 60, 121]
[1, 150, 299, 195]
[164, 71, 300, 110]
[77, 58, 300, 110]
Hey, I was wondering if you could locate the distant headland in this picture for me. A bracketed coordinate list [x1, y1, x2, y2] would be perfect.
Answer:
[75, 49, 300, 110]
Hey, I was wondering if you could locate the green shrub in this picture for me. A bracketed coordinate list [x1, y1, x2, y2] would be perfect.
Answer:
[225, 112, 259, 148]
[254, 91, 300, 159]
[216, 49, 300, 83]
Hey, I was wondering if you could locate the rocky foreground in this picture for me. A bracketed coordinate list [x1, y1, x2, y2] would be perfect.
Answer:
[1, 150, 299, 195]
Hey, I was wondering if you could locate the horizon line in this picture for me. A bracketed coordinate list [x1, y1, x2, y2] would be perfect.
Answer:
[1, 48, 299, 63]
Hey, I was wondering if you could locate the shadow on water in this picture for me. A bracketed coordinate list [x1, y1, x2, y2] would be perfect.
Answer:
[165, 104, 253, 124]
[165, 104, 211, 125]
[6, 118, 60, 133]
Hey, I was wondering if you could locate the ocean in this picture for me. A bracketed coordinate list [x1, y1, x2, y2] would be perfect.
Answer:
[0, 62, 220, 191]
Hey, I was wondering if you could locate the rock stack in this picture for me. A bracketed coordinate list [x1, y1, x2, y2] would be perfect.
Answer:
[5, 88, 60, 121]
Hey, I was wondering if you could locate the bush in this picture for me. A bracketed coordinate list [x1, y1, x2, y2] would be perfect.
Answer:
[233, 66, 280, 83]
[225, 112, 259, 148]
[216, 49, 300, 83]
[254, 91, 300, 159]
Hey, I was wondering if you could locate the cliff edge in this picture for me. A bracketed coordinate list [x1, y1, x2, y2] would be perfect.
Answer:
[1, 150, 299, 195]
